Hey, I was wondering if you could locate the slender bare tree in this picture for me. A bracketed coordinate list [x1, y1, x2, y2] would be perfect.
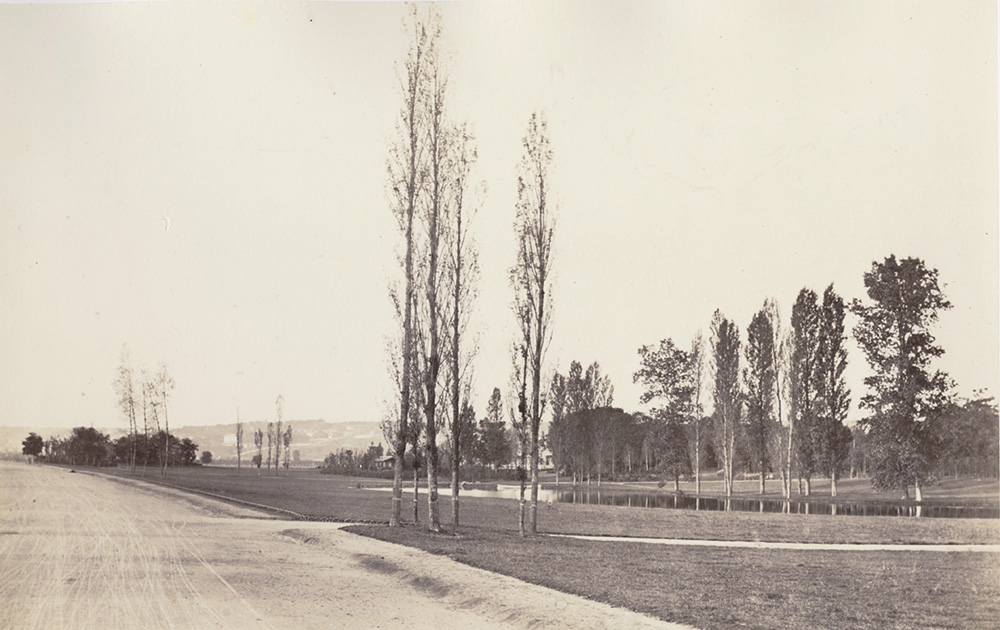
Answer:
[508, 342, 531, 537]
[510, 112, 555, 535]
[266, 422, 274, 475]
[274, 394, 284, 476]
[114, 344, 138, 474]
[140, 368, 152, 476]
[253, 427, 264, 476]
[155, 363, 174, 478]
[282, 425, 293, 473]
[415, 29, 449, 532]
[146, 374, 162, 472]
[689, 332, 707, 495]
[235, 407, 244, 475]
[385, 5, 436, 528]
[445, 124, 481, 528]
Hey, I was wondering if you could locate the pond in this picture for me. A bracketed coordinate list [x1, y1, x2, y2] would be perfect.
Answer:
[369, 485, 999, 519]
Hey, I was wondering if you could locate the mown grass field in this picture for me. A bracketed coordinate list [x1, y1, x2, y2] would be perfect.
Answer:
[91, 465, 1000, 629]
[348, 524, 1000, 630]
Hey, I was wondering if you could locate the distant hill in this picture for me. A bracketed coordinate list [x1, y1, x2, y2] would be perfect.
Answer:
[0, 420, 386, 464]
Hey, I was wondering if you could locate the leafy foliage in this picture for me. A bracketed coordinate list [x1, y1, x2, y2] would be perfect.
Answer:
[21, 432, 43, 457]
[851, 255, 953, 494]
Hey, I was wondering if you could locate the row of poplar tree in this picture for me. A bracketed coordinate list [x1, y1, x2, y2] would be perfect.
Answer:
[382, 5, 558, 536]
[381, 6, 993, 538]
[627, 284, 855, 500]
[547, 256, 988, 503]
[232, 395, 294, 477]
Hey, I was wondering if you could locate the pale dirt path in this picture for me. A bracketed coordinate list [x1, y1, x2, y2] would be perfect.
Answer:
[0, 462, 692, 630]
[551, 533, 1000, 553]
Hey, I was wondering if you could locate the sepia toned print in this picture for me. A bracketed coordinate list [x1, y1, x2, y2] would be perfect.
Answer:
[1, 2, 997, 629]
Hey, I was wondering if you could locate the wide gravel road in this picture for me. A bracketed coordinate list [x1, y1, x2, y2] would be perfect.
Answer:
[0, 462, 688, 630]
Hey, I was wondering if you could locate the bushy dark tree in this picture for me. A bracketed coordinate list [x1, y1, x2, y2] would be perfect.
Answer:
[852, 255, 952, 500]
[22, 432, 43, 459]
[654, 415, 690, 492]
[359, 442, 385, 471]
[546, 373, 569, 484]
[475, 391, 512, 471]
[931, 395, 999, 479]
[178, 438, 198, 466]
[550, 359, 617, 484]
[67, 427, 112, 467]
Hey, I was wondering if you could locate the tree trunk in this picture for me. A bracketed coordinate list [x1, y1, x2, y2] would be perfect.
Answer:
[785, 420, 795, 499]
[427, 459, 440, 532]
[413, 468, 420, 523]
[518, 450, 527, 537]
[450, 172, 463, 529]
[529, 437, 539, 534]
[451, 456, 460, 528]
[831, 473, 838, 497]
[760, 457, 766, 495]
[695, 437, 701, 495]
[161, 395, 169, 478]
[804, 477, 811, 497]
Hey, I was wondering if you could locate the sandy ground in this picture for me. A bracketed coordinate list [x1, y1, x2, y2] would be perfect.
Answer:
[0, 462, 691, 630]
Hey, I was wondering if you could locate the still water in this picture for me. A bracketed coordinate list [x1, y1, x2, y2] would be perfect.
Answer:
[389, 485, 998, 519]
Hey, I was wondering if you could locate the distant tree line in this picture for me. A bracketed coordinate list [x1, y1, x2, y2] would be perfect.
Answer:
[26, 427, 199, 468]
[324, 388, 523, 481]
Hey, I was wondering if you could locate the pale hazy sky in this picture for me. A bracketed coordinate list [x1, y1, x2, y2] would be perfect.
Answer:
[1, 1, 997, 434]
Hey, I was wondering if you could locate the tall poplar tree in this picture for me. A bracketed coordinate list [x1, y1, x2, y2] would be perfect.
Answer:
[385, 6, 435, 527]
[113, 344, 138, 475]
[155, 362, 174, 477]
[744, 306, 776, 495]
[416, 23, 448, 532]
[445, 124, 480, 527]
[814, 284, 852, 496]
[511, 112, 555, 535]
[790, 288, 821, 495]
[688, 332, 708, 494]
[710, 310, 741, 497]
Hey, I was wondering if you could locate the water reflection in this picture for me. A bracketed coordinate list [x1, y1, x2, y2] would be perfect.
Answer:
[370, 485, 997, 518]
[484, 486, 997, 519]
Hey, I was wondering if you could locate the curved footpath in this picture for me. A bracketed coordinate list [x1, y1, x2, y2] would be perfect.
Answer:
[0, 462, 690, 630]
[548, 533, 1000, 553]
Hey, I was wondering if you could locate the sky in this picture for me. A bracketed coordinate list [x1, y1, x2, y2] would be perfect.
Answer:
[1, 1, 997, 435]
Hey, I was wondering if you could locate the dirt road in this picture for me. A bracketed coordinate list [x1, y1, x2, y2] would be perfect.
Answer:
[0, 462, 689, 629]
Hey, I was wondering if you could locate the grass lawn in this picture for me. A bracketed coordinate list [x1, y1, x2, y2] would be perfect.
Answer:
[97, 465, 1000, 545]
[85, 465, 1000, 629]
[345, 523, 1000, 630]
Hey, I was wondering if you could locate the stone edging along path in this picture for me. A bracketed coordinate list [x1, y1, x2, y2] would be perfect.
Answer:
[547, 533, 1000, 553]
